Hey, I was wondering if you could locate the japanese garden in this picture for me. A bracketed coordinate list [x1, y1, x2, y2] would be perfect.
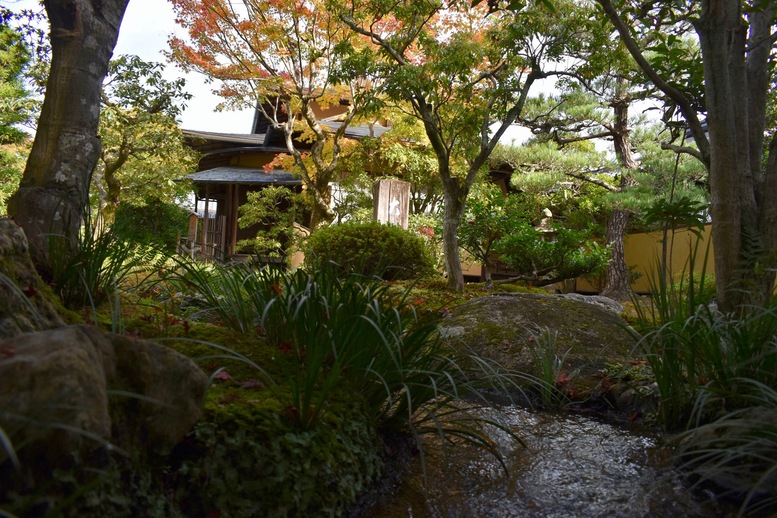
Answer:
[1, 0, 776, 516]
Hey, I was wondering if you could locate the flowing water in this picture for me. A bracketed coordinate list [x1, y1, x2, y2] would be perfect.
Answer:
[372, 407, 735, 517]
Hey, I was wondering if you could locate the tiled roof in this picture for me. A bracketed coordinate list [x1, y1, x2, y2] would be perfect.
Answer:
[320, 121, 391, 139]
[183, 130, 266, 145]
[187, 166, 301, 185]
[183, 121, 389, 147]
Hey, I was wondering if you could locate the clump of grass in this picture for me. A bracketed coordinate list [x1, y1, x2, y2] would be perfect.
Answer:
[676, 379, 777, 515]
[524, 328, 572, 407]
[635, 244, 777, 514]
[49, 222, 163, 310]
[166, 259, 524, 466]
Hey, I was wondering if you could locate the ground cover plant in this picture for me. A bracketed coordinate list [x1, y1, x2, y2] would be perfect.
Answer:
[146, 258, 529, 514]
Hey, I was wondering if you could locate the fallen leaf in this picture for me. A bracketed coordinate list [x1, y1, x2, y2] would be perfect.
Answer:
[213, 369, 232, 381]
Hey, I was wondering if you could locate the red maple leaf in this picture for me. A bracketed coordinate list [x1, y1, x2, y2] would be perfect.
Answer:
[213, 369, 232, 381]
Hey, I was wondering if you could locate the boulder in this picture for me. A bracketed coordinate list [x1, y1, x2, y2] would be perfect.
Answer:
[439, 293, 639, 394]
[0, 218, 65, 338]
[557, 293, 624, 314]
[0, 325, 208, 466]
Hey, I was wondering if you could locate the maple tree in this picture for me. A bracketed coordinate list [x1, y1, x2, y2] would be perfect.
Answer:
[340, 0, 602, 290]
[169, 0, 377, 229]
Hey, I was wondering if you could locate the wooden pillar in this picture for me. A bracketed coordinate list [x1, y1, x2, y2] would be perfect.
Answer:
[202, 185, 210, 258]
[373, 179, 410, 229]
[230, 184, 240, 256]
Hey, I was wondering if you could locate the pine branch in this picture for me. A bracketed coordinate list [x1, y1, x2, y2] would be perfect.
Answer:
[660, 142, 703, 162]
[564, 170, 618, 192]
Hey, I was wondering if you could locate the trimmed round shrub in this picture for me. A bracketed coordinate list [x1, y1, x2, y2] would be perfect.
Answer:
[305, 221, 437, 280]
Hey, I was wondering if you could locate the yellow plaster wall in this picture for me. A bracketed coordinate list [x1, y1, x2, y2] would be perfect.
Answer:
[576, 225, 714, 293]
[460, 225, 714, 294]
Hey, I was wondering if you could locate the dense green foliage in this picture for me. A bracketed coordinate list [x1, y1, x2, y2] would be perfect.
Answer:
[0, 141, 26, 215]
[459, 183, 609, 285]
[305, 221, 437, 281]
[0, 23, 36, 145]
[237, 186, 304, 263]
[496, 225, 610, 287]
[112, 198, 190, 252]
[178, 397, 382, 517]
[0, 23, 35, 216]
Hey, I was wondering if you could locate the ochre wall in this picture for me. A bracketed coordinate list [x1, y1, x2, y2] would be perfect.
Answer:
[576, 224, 713, 294]
[461, 225, 714, 294]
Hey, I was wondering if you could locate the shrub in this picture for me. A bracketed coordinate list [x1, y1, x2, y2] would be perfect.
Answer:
[305, 221, 437, 281]
[113, 198, 190, 252]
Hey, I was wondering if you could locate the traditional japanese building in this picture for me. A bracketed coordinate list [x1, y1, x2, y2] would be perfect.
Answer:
[182, 108, 389, 261]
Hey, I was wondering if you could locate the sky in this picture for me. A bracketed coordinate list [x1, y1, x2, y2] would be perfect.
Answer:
[11, 0, 255, 133]
[114, 0, 255, 132]
[10, 0, 533, 141]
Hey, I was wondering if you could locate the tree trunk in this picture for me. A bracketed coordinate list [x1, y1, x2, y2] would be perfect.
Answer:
[601, 78, 638, 300]
[696, 0, 764, 311]
[442, 179, 466, 291]
[308, 181, 333, 230]
[483, 257, 493, 287]
[7, 0, 129, 276]
[600, 208, 631, 300]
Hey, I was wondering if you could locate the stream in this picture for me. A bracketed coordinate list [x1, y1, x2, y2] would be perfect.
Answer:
[372, 406, 736, 517]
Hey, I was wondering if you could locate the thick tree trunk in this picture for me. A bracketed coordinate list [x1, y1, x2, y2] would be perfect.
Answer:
[696, 0, 769, 311]
[600, 208, 631, 300]
[8, 0, 129, 276]
[442, 182, 466, 291]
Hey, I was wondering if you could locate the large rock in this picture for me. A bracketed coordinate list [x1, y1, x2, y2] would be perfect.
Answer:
[0, 325, 208, 466]
[0, 218, 65, 338]
[439, 293, 639, 394]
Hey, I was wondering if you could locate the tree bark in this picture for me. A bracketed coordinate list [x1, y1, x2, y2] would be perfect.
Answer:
[696, 0, 773, 311]
[601, 78, 638, 300]
[8, 0, 130, 276]
[600, 208, 632, 300]
[442, 178, 466, 291]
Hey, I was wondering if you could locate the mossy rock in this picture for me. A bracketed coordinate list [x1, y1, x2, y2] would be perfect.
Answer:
[439, 293, 640, 395]
[0, 218, 70, 338]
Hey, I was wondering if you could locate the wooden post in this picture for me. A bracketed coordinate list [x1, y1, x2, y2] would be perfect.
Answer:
[230, 184, 240, 256]
[202, 185, 210, 259]
[183, 213, 199, 259]
[187, 213, 199, 241]
[373, 179, 410, 229]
